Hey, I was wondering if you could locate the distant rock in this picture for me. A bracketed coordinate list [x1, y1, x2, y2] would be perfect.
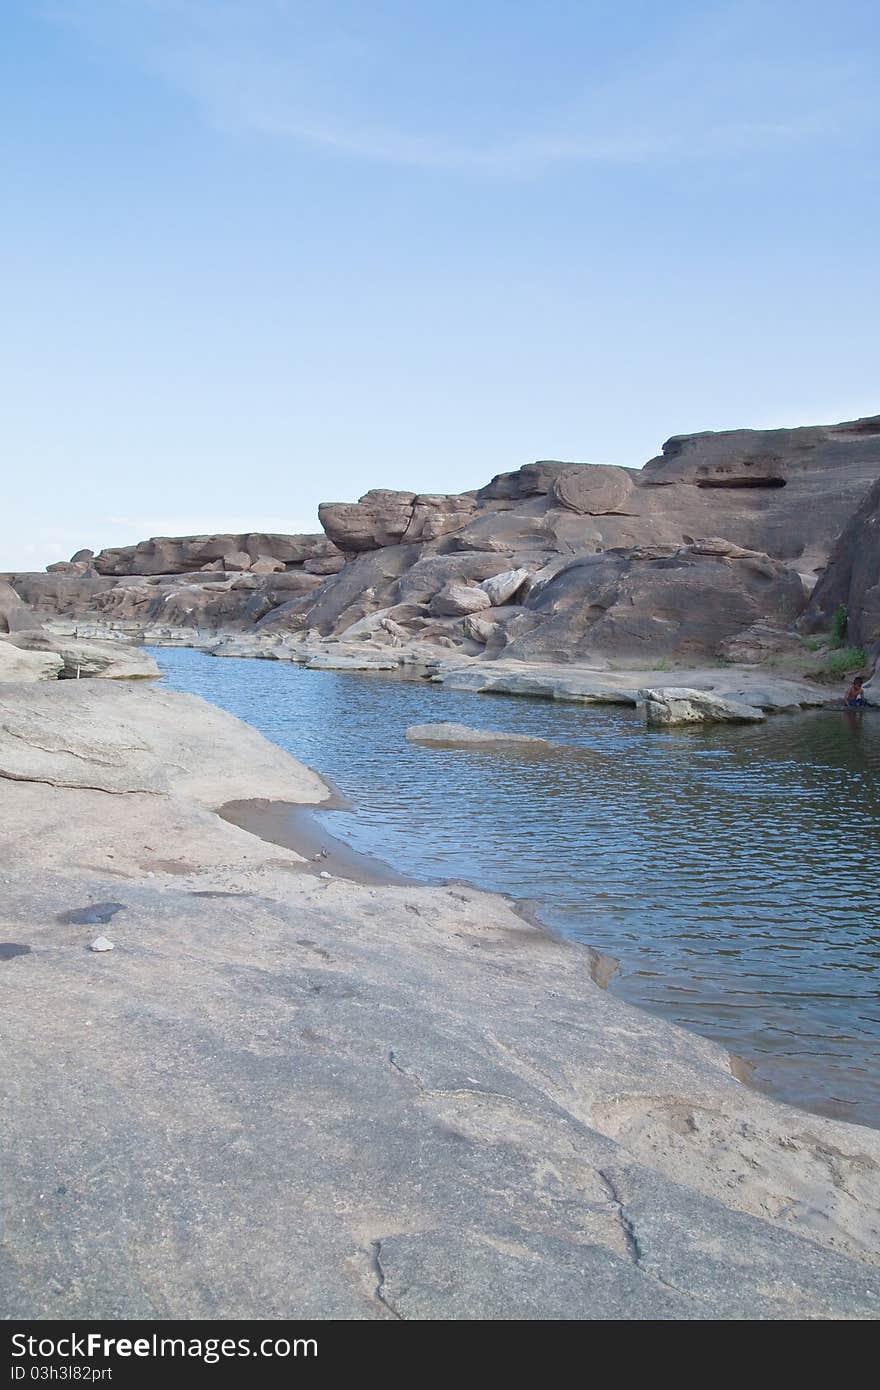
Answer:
[0, 579, 34, 633]
[552, 464, 634, 515]
[90, 533, 338, 577]
[429, 582, 492, 617]
[642, 688, 766, 726]
[477, 460, 590, 502]
[319, 491, 476, 552]
[249, 555, 286, 575]
[480, 567, 531, 606]
[463, 613, 498, 645]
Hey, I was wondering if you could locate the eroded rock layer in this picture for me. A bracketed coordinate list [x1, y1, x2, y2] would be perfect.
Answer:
[5, 413, 880, 667]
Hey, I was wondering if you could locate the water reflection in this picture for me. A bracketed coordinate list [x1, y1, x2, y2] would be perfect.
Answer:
[152, 647, 880, 1129]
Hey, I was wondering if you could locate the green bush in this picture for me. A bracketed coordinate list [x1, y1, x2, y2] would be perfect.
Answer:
[812, 645, 866, 681]
[830, 604, 848, 647]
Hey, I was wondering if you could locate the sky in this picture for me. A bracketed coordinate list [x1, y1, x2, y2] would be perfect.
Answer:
[2, 0, 878, 570]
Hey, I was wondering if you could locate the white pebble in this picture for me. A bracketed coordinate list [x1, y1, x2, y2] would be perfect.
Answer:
[90, 936, 115, 952]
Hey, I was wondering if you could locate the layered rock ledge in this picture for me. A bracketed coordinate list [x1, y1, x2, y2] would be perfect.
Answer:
[6, 413, 880, 682]
[1, 681, 879, 1319]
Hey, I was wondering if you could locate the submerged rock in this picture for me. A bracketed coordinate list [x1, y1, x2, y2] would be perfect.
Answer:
[405, 722, 553, 748]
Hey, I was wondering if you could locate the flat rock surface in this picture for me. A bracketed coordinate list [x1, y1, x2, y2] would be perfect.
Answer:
[432, 657, 830, 711]
[0, 640, 63, 682]
[5, 630, 161, 680]
[1, 684, 879, 1319]
[641, 687, 766, 725]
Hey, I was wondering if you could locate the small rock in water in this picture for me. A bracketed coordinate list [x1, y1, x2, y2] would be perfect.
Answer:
[319, 871, 332, 879]
[89, 936, 115, 952]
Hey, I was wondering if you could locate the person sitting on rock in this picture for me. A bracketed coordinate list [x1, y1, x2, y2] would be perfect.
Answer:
[844, 675, 867, 708]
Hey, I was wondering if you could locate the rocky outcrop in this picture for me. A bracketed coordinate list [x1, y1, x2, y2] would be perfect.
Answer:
[91, 532, 340, 576]
[641, 688, 766, 726]
[2, 681, 880, 1318]
[0, 579, 35, 633]
[0, 640, 64, 682]
[551, 464, 635, 515]
[19, 412, 880, 670]
[0, 681, 329, 803]
[640, 416, 880, 573]
[318, 490, 477, 552]
[3, 630, 160, 680]
[802, 475, 880, 656]
[500, 545, 806, 665]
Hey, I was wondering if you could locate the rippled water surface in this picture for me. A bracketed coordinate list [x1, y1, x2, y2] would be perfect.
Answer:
[153, 647, 880, 1128]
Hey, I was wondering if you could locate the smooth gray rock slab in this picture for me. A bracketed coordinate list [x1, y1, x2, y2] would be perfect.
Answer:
[642, 687, 766, 725]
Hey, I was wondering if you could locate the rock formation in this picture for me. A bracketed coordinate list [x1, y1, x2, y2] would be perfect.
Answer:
[802, 475, 880, 657]
[2, 630, 160, 680]
[5, 412, 879, 671]
[641, 688, 766, 726]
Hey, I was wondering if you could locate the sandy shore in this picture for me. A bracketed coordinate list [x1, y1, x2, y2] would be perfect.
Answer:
[1, 680, 879, 1319]
[220, 797, 416, 887]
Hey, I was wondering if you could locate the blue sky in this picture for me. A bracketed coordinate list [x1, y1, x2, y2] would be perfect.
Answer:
[3, 0, 878, 569]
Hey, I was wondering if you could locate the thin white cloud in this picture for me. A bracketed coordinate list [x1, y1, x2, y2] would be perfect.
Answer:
[42, 0, 876, 174]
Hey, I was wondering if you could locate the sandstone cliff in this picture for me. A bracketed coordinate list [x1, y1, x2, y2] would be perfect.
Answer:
[5, 413, 880, 667]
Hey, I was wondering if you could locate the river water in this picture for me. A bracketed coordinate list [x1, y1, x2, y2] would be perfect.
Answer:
[152, 646, 880, 1129]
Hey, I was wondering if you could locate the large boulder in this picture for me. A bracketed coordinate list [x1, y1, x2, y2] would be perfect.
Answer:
[463, 613, 499, 645]
[429, 583, 493, 617]
[480, 567, 531, 606]
[5, 631, 160, 680]
[552, 464, 635, 515]
[0, 640, 63, 682]
[477, 460, 591, 502]
[403, 494, 478, 542]
[318, 491, 417, 552]
[641, 687, 766, 726]
[318, 491, 476, 552]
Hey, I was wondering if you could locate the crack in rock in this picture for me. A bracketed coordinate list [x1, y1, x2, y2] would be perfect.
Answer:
[388, 1049, 424, 1089]
[598, 1169, 643, 1267]
[370, 1241, 403, 1320]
